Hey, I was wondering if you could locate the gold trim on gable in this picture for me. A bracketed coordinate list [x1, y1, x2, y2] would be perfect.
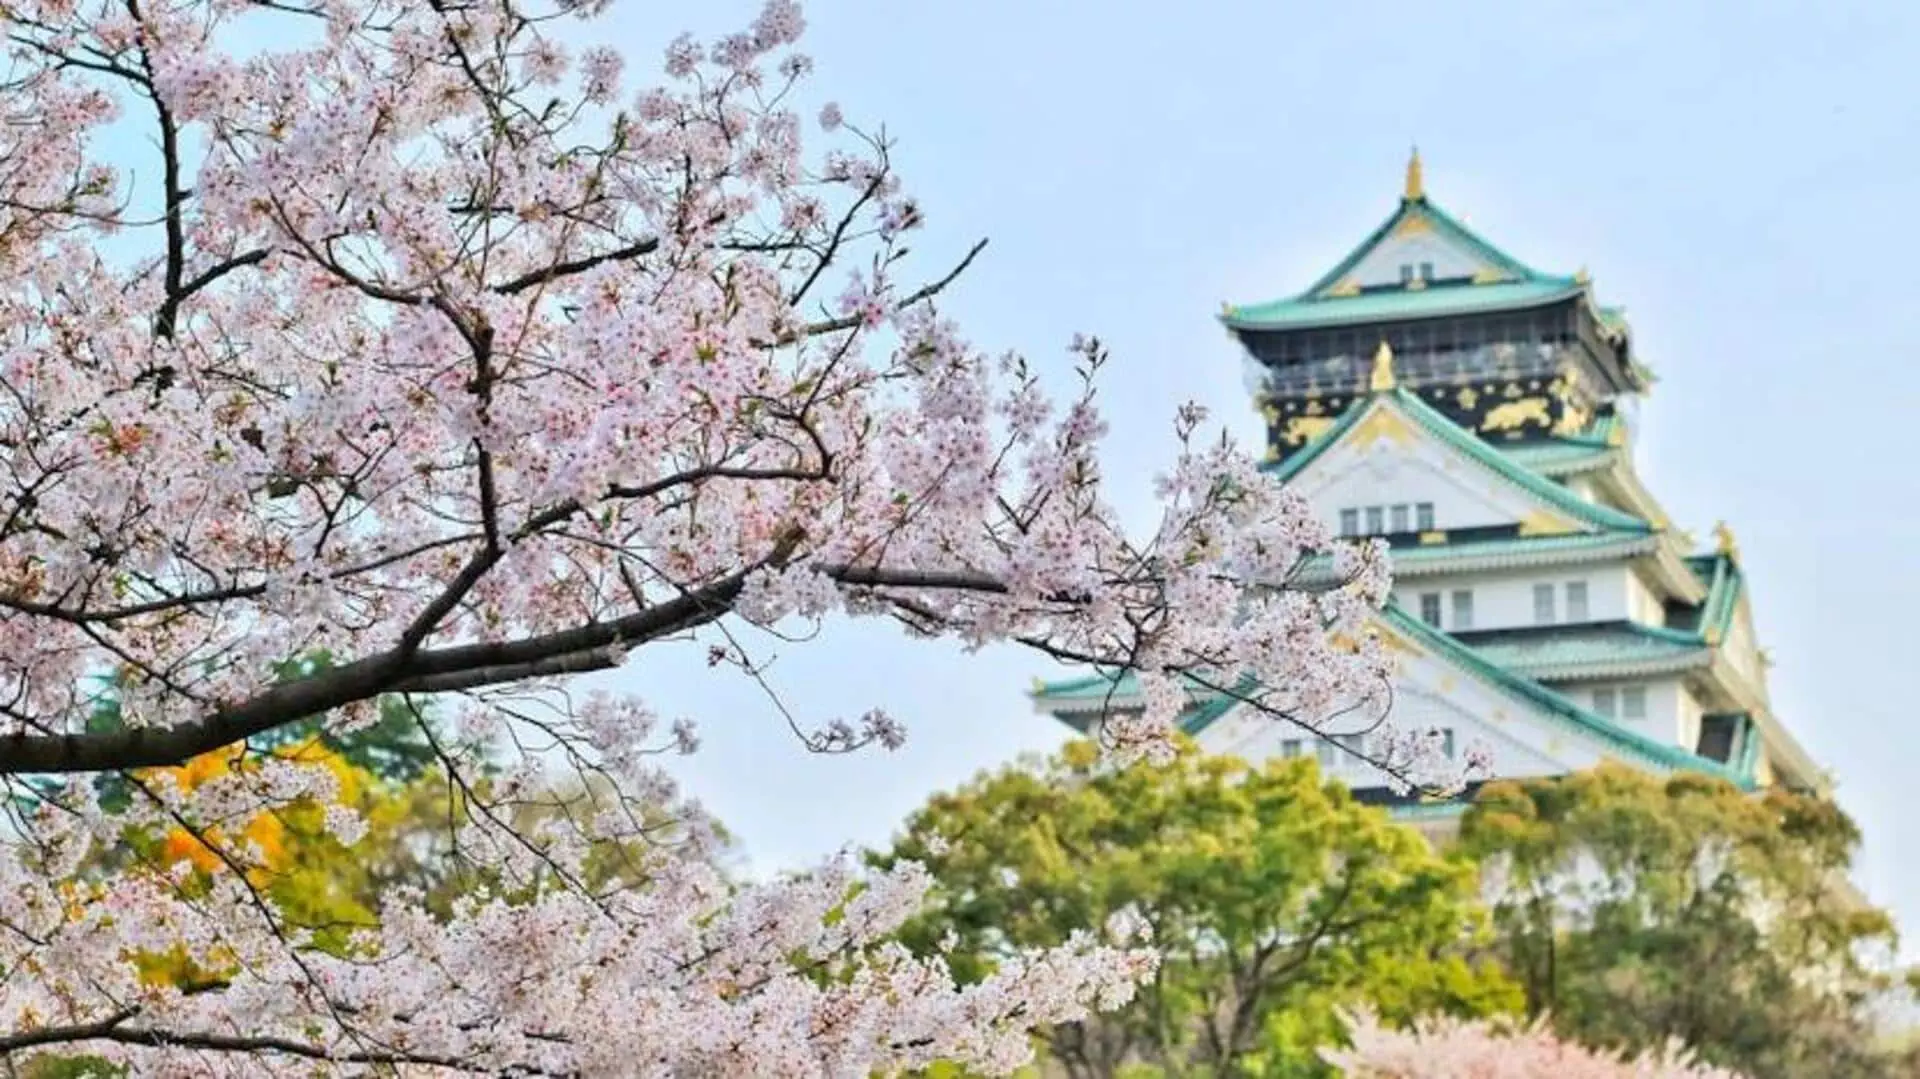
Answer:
[1481, 396, 1551, 433]
[1351, 407, 1415, 448]
[1417, 530, 1448, 545]
[1517, 510, 1580, 537]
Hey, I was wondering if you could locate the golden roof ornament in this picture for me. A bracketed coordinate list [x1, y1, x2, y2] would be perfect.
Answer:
[1712, 520, 1739, 560]
[1403, 147, 1424, 201]
[1369, 340, 1397, 393]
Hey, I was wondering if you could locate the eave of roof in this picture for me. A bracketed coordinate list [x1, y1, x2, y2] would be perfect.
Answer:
[1223, 279, 1585, 333]
[1032, 605, 1753, 789]
[1451, 621, 1714, 681]
[1221, 192, 1586, 334]
[1378, 605, 1752, 786]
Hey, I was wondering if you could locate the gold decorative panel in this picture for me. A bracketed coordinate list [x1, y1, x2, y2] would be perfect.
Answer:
[1481, 396, 1551, 432]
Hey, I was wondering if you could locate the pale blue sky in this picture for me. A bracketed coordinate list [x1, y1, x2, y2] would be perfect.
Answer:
[581, 0, 1920, 931]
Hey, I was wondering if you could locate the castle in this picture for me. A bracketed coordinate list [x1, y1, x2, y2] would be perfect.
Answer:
[1030, 153, 1819, 833]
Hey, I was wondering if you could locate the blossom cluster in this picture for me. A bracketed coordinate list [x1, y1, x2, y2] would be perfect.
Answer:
[0, 0, 1395, 1071]
[1324, 1009, 1749, 1079]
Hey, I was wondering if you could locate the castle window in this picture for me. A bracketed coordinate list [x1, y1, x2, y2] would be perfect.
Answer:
[1339, 509, 1359, 537]
[1365, 506, 1385, 534]
[1565, 580, 1590, 622]
[1390, 504, 1410, 532]
[1533, 583, 1557, 625]
[1399, 264, 1414, 284]
[1450, 590, 1474, 630]
[1594, 688, 1618, 717]
[1281, 739, 1303, 758]
[1419, 261, 1434, 281]
[1416, 502, 1435, 531]
[1440, 728, 1456, 759]
[1622, 687, 1647, 720]
[1419, 592, 1443, 627]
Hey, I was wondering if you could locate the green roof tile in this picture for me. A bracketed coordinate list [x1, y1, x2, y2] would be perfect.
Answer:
[1032, 606, 1750, 789]
[1223, 279, 1584, 333]
[1223, 194, 1585, 333]
[1452, 622, 1711, 680]
[1379, 605, 1750, 786]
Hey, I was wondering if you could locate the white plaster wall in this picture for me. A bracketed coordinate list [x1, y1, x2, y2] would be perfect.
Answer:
[1559, 675, 1681, 744]
[1551, 676, 1703, 754]
[1346, 232, 1487, 288]
[1626, 568, 1666, 626]
[1724, 600, 1766, 691]
[1295, 430, 1541, 536]
[1392, 562, 1638, 633]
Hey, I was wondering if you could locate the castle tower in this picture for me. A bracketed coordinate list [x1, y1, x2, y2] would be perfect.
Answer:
[1030, 153, 1821, 832]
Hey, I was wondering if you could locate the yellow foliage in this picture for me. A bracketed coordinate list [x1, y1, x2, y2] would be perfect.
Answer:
[141, 737, 357, 883]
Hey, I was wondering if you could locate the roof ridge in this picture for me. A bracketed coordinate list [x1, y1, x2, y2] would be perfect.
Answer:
[1295, 195, 1554, 301]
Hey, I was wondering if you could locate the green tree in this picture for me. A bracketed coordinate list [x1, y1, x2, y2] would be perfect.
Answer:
[1458, 764, 1913, 1079]
[872, 741, 1518, 1078]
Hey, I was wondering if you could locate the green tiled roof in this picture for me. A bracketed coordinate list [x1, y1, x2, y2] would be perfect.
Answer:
[1264, 387, 1652, 536]
[1686, 552, 1744, 641]
[1222, 194, 1584, 333]
[1304, 195, 1550, 296]
[1223, 279, 1585, 333]
[1499, 441, 1616, 476]
[1453, 622, 1711, 680]
[1390, 532, 1657, 573]
[1499, 412, 1624, 476]
[1032, 605, 1751, 790]
[1039, 672, 1253, 737]
[1379, 605, 1751, 787]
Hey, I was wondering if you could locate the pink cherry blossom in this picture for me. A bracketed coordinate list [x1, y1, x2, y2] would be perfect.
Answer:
[1325, 1009, 1749, 1078]
[0, 0, 1402, 1072]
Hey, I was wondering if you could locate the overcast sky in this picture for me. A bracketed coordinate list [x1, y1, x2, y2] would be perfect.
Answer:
[566, 0, 1920, 932]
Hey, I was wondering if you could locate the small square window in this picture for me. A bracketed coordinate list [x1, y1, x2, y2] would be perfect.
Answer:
[1622, 687, 1647, 720]
[1439, 728, 1456, 759]
[1533, 583, 1557, 625]
[1316, 741, 1337, 768]
[1339, 509, 1359, 537]
[1450, 590, 1474, 630]
[1565, 581, 1589, 622]
[1415, 502, 1435, 531]
[1399, 264, 1415, 284]
[1419, 592, 1443, 627]
[1594, 688, 1618, 717]
[1390, 504, 1410, 533]
[1281, 739, 1303, 758]
[1419, 261, 1434, 280]
[1365, 506, 1385, 534]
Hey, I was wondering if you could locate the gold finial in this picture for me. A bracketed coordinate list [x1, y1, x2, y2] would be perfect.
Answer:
[1574, 265, 1591, 285]
[1029, 676, 1047, 695]
[1369, 340, 1397, 393]
[1403, 146, 1424, 201]
[1712, 520, 1739, 560]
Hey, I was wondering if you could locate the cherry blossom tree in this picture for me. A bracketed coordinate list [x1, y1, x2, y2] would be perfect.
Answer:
[0, 0, 1400, 1072]
[1323, 1009, 1750, 1078]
